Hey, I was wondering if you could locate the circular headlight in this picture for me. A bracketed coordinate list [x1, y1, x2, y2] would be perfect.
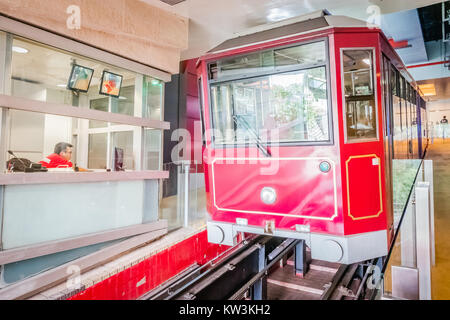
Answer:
[261, 187, 277, 205]
[319, 161, 331, 173]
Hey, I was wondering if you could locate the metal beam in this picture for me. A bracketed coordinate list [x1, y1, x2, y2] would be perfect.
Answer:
[415, 181, 432, 300]
[0, 94, 170, 130]
[0, 220, 167, 265]
[0, 227, 168, 300]
[0, 169, 168, 186]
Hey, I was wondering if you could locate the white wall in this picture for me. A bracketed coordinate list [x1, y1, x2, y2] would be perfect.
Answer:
[427, 98, 450, 124]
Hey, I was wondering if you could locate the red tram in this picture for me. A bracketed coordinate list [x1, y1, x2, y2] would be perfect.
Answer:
[196, 11, 428, 264]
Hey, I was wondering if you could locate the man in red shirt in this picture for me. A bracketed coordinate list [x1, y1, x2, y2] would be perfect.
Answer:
[40, 142, 73, 169]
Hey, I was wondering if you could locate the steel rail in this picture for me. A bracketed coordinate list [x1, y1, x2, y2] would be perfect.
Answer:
[228, 239, 300, 300]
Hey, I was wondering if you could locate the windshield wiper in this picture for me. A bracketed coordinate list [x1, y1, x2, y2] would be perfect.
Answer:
[232, 115, 271, 157]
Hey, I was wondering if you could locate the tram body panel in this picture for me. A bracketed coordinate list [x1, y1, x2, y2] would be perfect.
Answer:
[333, 31, 390, 237]
[204, 146, 345, 236]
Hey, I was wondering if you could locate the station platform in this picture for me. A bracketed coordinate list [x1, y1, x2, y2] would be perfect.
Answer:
[426, 139, 450, 299]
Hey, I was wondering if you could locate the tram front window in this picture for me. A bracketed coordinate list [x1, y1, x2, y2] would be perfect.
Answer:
[210, 66, 330, 145]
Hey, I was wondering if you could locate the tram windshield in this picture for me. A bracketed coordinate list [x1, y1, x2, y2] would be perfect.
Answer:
[208, 41, 330, 145]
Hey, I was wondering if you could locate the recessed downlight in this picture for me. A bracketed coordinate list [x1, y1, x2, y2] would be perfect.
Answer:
[12, 46, 28, 54]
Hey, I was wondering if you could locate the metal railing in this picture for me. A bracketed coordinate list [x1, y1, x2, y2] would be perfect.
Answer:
[159, 160, 207, 231]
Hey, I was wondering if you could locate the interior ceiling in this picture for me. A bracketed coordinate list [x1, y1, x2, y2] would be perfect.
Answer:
[145, 0, 443, 59]
[417, 77, 450, 101]
[380, 9, 428, 65]
[418, 1, 444, 42]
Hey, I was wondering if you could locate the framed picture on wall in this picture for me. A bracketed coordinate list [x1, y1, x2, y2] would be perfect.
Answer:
[67, 64, 94, 92]
[99, 70, 123, 98]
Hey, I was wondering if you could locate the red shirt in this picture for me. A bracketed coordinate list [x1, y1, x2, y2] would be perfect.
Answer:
[39, 153, 73, 169]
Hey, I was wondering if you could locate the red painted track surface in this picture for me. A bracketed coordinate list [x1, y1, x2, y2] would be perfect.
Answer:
[68, 230, 229, 300]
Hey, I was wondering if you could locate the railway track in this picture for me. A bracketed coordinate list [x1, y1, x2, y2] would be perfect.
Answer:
[139, 235, 381, 301]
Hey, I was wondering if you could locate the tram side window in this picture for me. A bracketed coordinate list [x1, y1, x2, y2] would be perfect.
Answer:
[343, 49, 377, 141]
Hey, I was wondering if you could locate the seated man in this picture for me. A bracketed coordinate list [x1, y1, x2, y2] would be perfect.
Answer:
[40, 142, 73, 169]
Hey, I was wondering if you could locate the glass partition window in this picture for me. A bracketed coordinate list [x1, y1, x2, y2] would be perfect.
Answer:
[111, 131, 134, 170]
[89, 98, 109, 128]
[4, 110, 162, 172]
[343, 49, 377, 141]
[210, 67, 329, 144]
[143, 76, 163, 121]
[5, 34, 165, 172]
[88, 133, 108, 169]
[10, 36, 161, 120]
[144, 129, 161, 170]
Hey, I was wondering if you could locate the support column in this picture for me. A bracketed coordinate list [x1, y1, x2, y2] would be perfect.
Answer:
[423, 160, 435, 266]
[295, 240, 308, 277]
[252, 244, 266, 300]
[400, 200, 416, 268]
[184, 163, 189, 228]
[415, 181, 432, 300]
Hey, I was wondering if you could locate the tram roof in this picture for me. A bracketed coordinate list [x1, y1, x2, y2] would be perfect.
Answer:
[207, 10, 378, 55]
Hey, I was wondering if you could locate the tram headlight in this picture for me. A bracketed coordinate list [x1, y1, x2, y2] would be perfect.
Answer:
[261, 187, 277, 205]
[319, 161, 331, 173]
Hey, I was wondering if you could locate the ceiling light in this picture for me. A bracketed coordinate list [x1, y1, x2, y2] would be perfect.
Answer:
[150, 79, 161, 86]
[362, 58, 371, 65]
[57, 84, 67, 88]
[418, 84, 436, 96]
[12, 46, 28, 54]
[267, 8, 291, 22]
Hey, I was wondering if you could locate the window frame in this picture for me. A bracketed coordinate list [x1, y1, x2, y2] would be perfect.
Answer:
[206, 37, 334, 148]
[0, 17, 168, 183]
[341, 47, 380, 144]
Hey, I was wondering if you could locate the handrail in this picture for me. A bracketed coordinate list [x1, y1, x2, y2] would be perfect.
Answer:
[0, 95, 170, 130]
[0, 170, 169, 185]
[380, 158, 424, 275]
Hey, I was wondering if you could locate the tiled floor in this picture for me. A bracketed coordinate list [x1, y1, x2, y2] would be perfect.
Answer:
[426, 138, 450, 299]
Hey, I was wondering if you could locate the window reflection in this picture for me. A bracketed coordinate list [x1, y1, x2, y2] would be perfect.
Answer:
[143, 76, 163, 121]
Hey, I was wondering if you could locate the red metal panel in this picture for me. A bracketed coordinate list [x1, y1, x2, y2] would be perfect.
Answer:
[211, 158, 337, 220]
[333, 31, 388, 236]
[117, 267, 132, 299]
[67, 230, 229, 300]
[388, 38, 409, 49]
[346, 155, 382, 220]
